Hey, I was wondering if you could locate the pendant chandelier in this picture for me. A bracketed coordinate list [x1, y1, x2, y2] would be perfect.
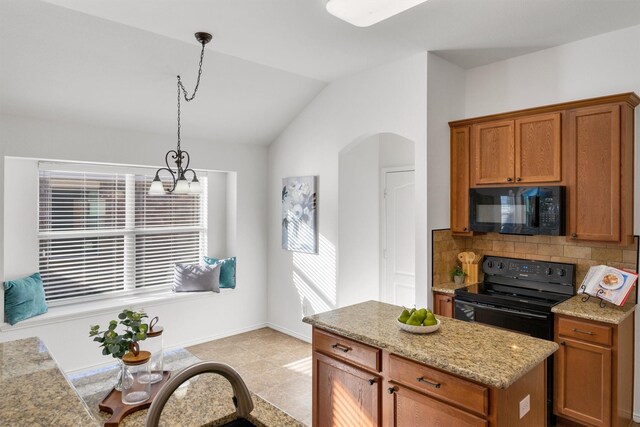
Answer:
[149, 32, 212, 195]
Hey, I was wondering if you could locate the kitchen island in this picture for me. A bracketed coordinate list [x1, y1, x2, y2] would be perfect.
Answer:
[0, 337, 301, 427]
[303, 300, 558, 426]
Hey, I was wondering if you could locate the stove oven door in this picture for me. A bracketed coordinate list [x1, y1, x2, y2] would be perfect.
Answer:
[454, 300, 552, 340]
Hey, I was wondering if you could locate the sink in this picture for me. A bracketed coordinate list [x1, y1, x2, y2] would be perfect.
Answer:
[219, 418, 258, 427]
[145, 361, 255, 427]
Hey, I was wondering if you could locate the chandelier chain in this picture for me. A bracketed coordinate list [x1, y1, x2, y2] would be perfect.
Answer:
[176, 41, 206, 151]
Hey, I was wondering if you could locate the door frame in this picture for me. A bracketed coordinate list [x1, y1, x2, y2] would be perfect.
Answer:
[380, 166, 415, 305]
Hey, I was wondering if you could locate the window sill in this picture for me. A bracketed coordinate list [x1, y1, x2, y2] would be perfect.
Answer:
[0, 289, 235, 332]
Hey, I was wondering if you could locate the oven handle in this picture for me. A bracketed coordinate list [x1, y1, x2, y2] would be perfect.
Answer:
[456, 300, 548, 320]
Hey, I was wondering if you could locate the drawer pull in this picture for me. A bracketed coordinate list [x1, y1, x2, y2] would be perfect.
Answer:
[560, 341, 566, 346]
[368, 378, 377, 385]
[331, 343, 351, 353]
[416, 377, 441, 388]
[388, 387, 396, 394]
[572, 328, 594, 335]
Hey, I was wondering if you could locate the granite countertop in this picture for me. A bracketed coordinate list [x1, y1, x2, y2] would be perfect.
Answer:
[0, 337, 99, 426]
[432, 281, 469, 294]
[303, 300, 558, 389]
[2, 338, 301, 427]
[552, 294, 636, 324]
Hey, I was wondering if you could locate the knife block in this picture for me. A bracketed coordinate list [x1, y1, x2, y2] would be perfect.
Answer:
[463, 264, 479, 285]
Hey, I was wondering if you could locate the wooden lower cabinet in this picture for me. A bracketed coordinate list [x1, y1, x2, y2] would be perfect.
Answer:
[313, 327, 547, 427]
[433, 292, 454, 318]
[313, 351, 381, 427]
[554, 314, 634, 427]
[391, 384, 487, 427]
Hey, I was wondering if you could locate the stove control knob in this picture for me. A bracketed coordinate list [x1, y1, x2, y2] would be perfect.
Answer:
[487, 260, 494, 269]
[545, 267, 553, 275]
[496, 262, 505, 270]
[557, 269, 566, 277]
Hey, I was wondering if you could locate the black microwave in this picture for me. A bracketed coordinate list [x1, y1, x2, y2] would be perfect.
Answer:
[469, 186, 564, 235]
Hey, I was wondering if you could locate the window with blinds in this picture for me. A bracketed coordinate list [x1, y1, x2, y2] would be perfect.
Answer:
[38, 167, 207, 303]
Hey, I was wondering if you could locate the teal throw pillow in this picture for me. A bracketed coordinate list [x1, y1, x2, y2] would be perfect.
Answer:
[3, 272, 48, 325]
[203, 256, 236, 289]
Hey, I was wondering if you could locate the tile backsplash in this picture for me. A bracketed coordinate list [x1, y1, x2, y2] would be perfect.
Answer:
[433, 229, 639, 292]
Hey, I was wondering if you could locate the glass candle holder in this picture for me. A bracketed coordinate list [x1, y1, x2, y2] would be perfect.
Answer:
[121, 343, 151, 405]
[140, 316, 164, 384]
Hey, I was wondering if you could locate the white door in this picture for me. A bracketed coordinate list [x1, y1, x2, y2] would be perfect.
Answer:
[382, 170, 415, 307]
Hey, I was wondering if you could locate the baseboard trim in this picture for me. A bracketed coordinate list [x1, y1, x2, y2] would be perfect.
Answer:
[633, 411, 639, 422]
[65, 322, 269, 375]
[267, 322, 312, 343]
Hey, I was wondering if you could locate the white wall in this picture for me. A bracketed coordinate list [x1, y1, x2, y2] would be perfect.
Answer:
[0, 114, 268, 372]
[453, 24, 640, 419]
[267, 53, 428, 340]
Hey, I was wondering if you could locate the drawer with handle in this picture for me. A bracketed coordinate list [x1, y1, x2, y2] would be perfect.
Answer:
[557, 316, 612, 346]
[313, 328, 381, 372]
[388, 354, 489, 416]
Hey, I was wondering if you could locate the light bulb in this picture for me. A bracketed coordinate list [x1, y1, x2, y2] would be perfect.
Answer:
[189, 176, 202, 194]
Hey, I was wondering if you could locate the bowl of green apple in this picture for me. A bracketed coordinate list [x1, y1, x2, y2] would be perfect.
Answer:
[396, 307, 441, 334]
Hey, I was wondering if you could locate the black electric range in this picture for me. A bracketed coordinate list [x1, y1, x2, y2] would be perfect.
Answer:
[454, 256, 576, 426]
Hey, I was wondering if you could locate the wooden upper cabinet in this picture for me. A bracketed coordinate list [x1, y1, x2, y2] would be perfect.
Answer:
[568, 104, 621, 242]
[471, 120, 515, 185]
[450, 126, 471, 234]
[515, 113, 561, 183]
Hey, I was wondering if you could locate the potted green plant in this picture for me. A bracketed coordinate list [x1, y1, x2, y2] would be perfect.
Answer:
[451, 265, 466, 285]
[89, 309, 149, 390]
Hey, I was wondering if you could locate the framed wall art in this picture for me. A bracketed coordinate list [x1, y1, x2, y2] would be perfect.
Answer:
[282, 176, 318, 254]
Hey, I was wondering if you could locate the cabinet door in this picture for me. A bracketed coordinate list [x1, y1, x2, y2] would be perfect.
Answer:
[515, 112, 561, 183]
[471, 120, 514, 185]
[392, 385, 487, 427]
[554, 337, 612, 427]
[568, 105, 621, 242]
[314, 351, 380, 427]
[433, 292, 454, 318]
[450, 126, 471, 234]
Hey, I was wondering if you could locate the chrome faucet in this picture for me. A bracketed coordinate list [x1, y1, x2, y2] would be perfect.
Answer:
[145, 361, 254, 427]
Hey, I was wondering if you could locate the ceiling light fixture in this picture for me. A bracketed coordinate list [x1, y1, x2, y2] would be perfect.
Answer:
[326, 0, 429, 27]
[149, 32, 212, 195]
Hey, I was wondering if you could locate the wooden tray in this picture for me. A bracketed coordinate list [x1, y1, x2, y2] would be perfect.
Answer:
[99, 371, 171, 427]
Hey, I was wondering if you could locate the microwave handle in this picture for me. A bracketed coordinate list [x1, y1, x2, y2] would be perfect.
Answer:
[529, 195, 539, 227]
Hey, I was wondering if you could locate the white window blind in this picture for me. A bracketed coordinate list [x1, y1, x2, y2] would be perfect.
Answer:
[38, 166, 207, 303]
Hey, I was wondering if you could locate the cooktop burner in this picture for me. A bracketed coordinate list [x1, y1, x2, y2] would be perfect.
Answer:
[454, 256, 576, 313]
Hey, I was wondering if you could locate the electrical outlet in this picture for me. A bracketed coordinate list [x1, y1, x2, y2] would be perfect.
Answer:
[519, 394, 530, 419]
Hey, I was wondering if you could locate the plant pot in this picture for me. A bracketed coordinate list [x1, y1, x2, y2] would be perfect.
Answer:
[453, 275, 464, 285]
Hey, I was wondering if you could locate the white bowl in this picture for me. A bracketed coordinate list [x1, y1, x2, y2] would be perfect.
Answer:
[396, 318, 441, 334]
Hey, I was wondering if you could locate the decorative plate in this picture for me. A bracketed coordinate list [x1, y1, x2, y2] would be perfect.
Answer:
[396, 318, 441, 334]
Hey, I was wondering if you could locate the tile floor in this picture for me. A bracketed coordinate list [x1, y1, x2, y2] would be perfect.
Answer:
[187, 327, 312, 426]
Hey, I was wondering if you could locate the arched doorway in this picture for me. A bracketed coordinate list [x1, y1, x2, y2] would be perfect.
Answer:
[337, 132, 415, 307]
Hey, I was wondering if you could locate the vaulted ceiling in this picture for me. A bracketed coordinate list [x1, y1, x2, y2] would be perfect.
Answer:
[2, 0, 639, 145]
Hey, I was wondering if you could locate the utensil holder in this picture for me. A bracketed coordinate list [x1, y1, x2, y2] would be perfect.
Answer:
[463, 264, 479, 284]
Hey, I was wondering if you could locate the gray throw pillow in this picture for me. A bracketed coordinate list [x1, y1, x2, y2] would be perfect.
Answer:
[173, 263, 221, 293]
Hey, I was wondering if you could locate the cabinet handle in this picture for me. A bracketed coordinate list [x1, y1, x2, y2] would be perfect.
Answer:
[506, 177, 513, 182]
[446, 299, 451, 303]
[571, 233, 577, 239]
[463, 227, 467, 231]
[560, 341, 566, 346]
[572, 328, 594, 335]
[388, 387, 396, 394]
[368, 378, 377, 385]
[516, 177, 522, 182]
[331, 343, 351, 353]
[416, 377, 441, 388]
